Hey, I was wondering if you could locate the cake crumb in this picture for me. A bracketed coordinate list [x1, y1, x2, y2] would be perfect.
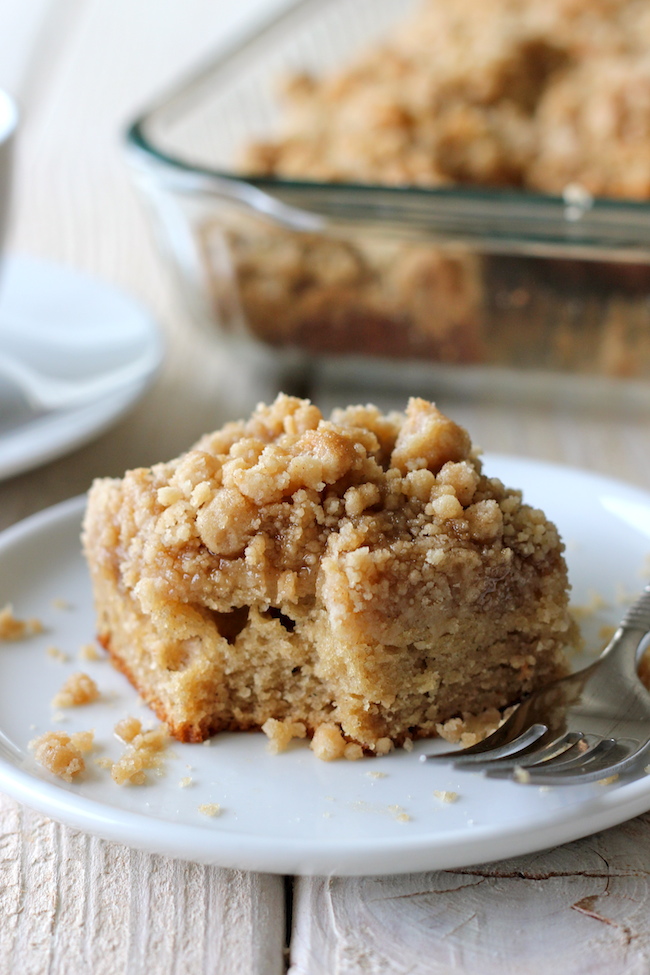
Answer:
[29, 730, 91, 782]
[0, 604, 43, 641]
[434, 790, 459, 803]
[262, 717, 307, 754]
[598, 774, 620, 786]
[403, 738, 414, 753]
[179, 776, 193, 788]
[344, 743, 364, 761]
[51, 598, 71, 611]
[114, 716, 142, 743]
[70, 730, 95, 752]
[437, 708, 504, 747]
[79, 643, 101, 662]
[202, 739, 212, 746]
[111, 725, 169, 786]
[310, 723, 347, 761]
[388, 804, 411, 822]
[366, 771, 387, 780]
[513, 767, 531, 784]
[46, 646, 69, 663]
[51, 711, 66, 723]
[374, 737, 394, 757]
[52, 672, 99, 708]
[198, 803, 221, 817]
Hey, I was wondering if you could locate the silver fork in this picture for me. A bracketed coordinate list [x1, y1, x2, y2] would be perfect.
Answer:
[421, 584, 650, 785]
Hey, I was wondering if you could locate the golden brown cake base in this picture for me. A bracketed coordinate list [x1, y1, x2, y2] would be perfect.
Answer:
[83, 395, 578, 752]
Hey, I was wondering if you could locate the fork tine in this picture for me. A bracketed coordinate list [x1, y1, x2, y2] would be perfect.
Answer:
[492, 739, 650, 786]
[485, 738, 617, 779]
[421, 722, 548, 764]
[527, 737, 616, 772]
[453, 731, 583, 772]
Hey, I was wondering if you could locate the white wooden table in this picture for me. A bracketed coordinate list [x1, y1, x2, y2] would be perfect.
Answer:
[2, 2, 650, 972]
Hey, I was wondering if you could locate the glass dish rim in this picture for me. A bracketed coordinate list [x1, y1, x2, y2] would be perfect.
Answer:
[124, 0, 650, 254]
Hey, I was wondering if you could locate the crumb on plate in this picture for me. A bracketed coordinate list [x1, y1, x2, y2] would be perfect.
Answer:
[198, 803, 221, 817]
[434, 789, 459, 803]
[110, 725, 169, 786]
[29, 729, 94, 782]
[0, 604, 43, 641]
[52, 672, 99, 708]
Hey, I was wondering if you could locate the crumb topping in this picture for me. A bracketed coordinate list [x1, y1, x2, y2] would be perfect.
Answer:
[242, 0, 650, 200]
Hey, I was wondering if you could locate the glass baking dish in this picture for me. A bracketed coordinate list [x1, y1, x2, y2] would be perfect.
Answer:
[125, 0, 650, 405]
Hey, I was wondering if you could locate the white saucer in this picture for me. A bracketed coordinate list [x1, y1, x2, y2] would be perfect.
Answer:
[1, 456, 650, 875]
[0, 255, 164, 480]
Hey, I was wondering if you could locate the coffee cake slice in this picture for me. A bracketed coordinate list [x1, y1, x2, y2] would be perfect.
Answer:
[82, 395, 578, 753]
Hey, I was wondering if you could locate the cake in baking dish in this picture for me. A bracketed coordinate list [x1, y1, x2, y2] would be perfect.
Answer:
[82, 394, 577, 754]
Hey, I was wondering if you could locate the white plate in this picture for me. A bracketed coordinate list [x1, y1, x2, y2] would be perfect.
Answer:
[1, 455, 650, 876]
[0, 255, 164, 480]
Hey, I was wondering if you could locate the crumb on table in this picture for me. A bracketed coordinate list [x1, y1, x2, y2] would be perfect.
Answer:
[0, 604, 43, 641]
[52, 672, 99, 708]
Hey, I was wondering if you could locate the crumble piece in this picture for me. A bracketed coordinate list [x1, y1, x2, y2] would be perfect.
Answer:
[51, 598, 71, 611]
[262, 717, 307, 754]
[179, 776, 193, 788]
[198, 803, 222, 817]
[110, 725, 169, 786]
[79, 643, 101, 661]
[83, 395, 578, 758]
[46, 646, 69, 663]
[70, 730, 95, 752]
[114, 716, 142, 742]
[436, 707, 506, 748]
[310, 723, 347, 762]
[598, 774, 620, 786]
[29, 730, 94, 782]
[52, 672, 99, 708]
[0, 604, 43, 641]
[513, 767, 531, 784]
[434, 790, 459, 803]
[388, 804, 411, 822]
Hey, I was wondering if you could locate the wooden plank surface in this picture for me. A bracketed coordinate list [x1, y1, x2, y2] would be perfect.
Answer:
[0, 798, 285, 975]
[290, 814, 650, 975]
